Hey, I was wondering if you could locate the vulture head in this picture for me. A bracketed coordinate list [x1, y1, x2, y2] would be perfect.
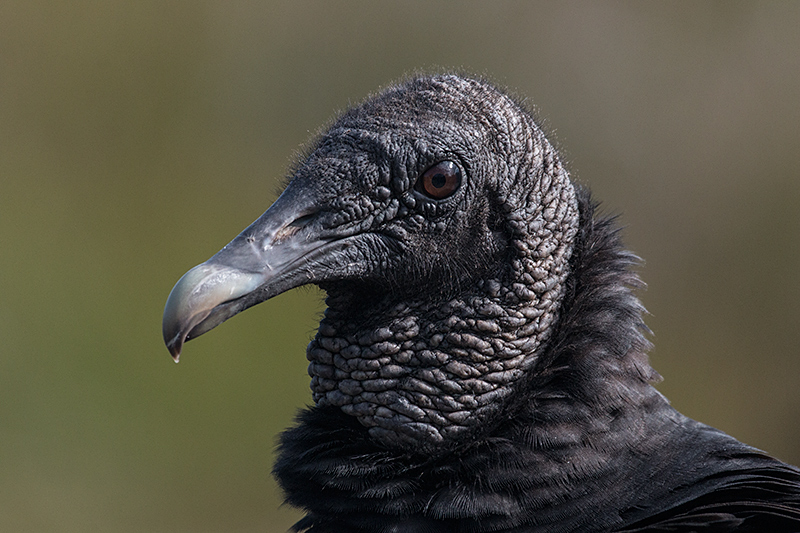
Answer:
[163, 74, 800, 532]
[164, 75, 602, 451]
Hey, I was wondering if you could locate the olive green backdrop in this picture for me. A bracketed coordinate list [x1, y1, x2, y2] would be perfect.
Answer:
[2, 2, 799, 532]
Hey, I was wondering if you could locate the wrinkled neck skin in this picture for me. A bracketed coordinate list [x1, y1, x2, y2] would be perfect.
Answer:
[278, 190, 692, 531]
[307, 155, 581, 452]
[310, 277, 565, 451]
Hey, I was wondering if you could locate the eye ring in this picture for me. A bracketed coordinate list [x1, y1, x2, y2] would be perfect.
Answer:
[415, 161, 462, 200]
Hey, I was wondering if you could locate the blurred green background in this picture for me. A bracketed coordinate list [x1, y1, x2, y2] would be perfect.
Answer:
[2, 2, 799, 531]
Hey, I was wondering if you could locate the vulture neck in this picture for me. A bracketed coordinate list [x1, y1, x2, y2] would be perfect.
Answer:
[277, 190, 686, 531]
[305, 188, 664, 453]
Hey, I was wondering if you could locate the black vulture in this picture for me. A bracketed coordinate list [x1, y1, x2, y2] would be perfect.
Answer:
[162, 75, 800, 532]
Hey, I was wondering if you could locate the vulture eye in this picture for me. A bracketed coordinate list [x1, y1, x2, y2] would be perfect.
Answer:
[415, 161, 461, 200]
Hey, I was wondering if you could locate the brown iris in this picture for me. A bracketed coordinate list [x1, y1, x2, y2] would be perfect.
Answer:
[415, 161, 461, 200]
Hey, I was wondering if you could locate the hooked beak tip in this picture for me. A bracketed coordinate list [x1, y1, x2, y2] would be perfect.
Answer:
[163, 318, 187, 362]
[162, 262, 267, 361]
[167, 337, 183, 362]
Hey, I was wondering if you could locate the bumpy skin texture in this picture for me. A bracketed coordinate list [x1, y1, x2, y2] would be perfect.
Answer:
[166, 75, 800, 532]
[304, 77, 580, 450]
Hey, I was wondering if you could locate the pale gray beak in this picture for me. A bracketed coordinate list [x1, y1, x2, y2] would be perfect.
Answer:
[162, 185, 327, 361]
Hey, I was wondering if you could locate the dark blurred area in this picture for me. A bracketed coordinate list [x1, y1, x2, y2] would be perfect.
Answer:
[1, 2, 798, 531]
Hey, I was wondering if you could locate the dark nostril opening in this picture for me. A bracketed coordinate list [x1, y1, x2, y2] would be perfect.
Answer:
[274, 213, 316, 244]
[290, 213, 316, 228]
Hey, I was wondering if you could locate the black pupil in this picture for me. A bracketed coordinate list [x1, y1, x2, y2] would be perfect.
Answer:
[431, 173, 447, 188]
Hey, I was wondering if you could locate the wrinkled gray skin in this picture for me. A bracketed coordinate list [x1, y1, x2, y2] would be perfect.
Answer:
[163, 75, 579, 450]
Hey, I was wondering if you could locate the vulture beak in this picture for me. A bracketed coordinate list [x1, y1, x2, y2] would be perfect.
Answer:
[162, 185, 325, 362]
